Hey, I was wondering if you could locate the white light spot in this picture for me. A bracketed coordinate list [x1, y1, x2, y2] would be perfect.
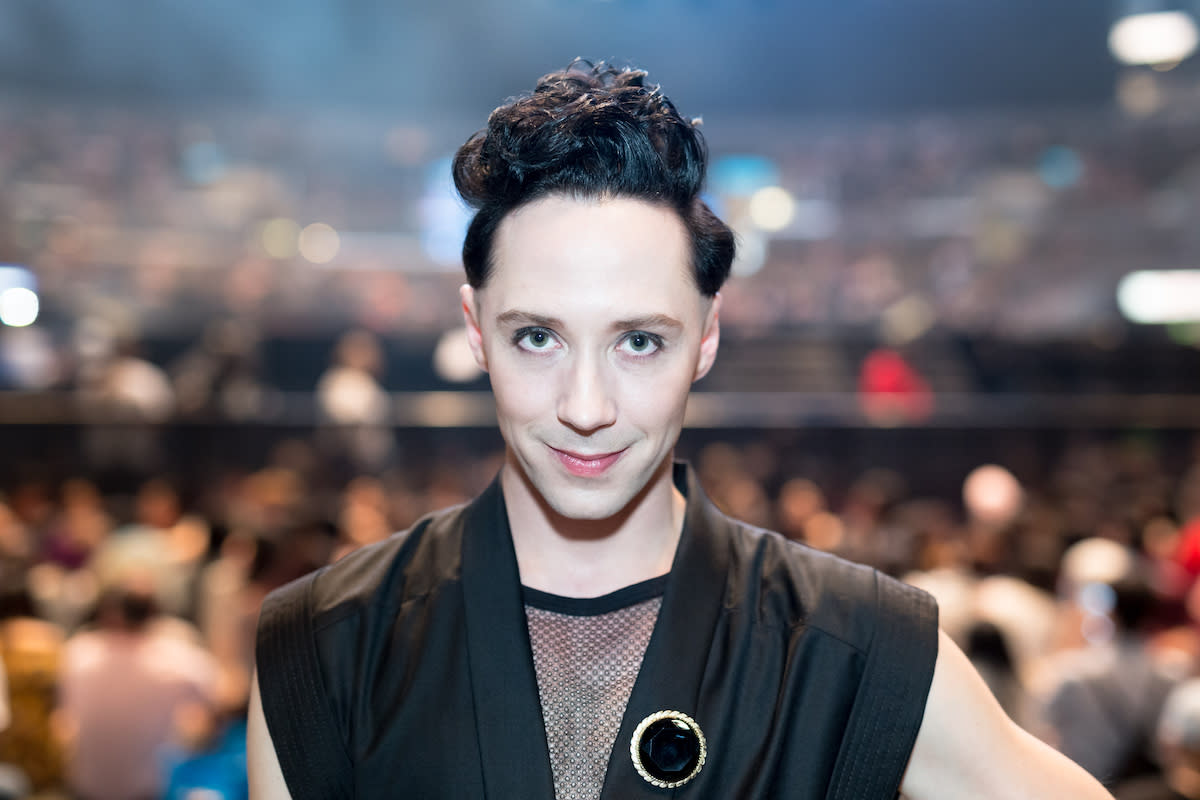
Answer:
[748, 186, 796, 233]
[1062, 538, 1133, 588]
[299, 223, 341, 265]
[0, 287, 39, 327]
[1109, 11, 1199, 66]
[1117, 270, 1200, 324]
[963, 464, 1022, 526]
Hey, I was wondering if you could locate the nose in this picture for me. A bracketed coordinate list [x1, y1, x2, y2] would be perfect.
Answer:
[557, 352, 617, 434]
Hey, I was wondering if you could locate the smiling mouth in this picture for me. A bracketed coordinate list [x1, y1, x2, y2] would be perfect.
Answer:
[549, 446, 627, 477]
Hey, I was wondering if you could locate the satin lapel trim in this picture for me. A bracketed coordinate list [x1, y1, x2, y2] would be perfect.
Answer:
[461, 478, 557, 798]
[599, 463, 730, 798]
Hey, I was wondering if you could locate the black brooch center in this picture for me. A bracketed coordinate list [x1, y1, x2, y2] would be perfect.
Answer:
[630, 710, 706, 788]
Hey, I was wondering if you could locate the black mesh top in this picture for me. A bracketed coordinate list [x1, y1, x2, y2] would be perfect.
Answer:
[524, 577, 667, 800]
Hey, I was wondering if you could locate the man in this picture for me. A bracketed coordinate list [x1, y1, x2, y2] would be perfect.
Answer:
[248, 62, 1113, 799]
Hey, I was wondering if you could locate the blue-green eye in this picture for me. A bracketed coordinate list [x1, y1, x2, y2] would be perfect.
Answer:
[621, 331, 662, 356]
[515, 327, 558, 352]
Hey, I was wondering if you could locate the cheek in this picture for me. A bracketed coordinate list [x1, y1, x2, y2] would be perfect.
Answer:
[488, 358, 553, 423]
[613, 361, 695, 428]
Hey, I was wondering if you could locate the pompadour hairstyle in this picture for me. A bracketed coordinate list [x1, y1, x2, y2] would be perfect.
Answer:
[453, 60, 735, 296]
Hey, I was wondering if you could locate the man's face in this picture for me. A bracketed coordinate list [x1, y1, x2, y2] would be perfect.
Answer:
[462, 194, 720, 521]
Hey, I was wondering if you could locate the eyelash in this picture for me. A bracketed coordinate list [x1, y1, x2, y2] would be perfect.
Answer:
[510, 327, 664, 357]
[512, 327, 559, 352]
[618, 331, 664, 356]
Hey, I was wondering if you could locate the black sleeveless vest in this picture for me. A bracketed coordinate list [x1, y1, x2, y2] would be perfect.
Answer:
[257, 464, 938, 799]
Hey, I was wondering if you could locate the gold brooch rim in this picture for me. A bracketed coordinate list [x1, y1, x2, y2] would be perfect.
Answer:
[629, 709, 707, 789]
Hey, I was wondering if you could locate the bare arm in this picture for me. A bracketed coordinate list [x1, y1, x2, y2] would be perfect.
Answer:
[247, 671, 294, 800]
[900, 629, 1114, 800]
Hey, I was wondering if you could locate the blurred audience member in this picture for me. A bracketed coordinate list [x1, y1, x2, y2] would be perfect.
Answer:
[0, 631, 15, 800]
[162, 704, 248, 800]
[160, 667, 250, 800]
[0, 587, 65, 794]
[222, 467, 308, 537]
[776, 477, 826, 542]
[58, 585, 220, 800]
[839, 468, 907, 570]
[90, 478, 209, 618]
[1035, 540, 1183, 786]
[316, 329, 393, 473]
[41, 479, 112, 571]
[1115, 679, 1200, 800]
[973, 574, 1058, 689]
[0, 501, 33, 595]
[172, 318, 270, 422]
[28, 479, 111, 630]
[197, 530, 260, 683]
[332, 476, 392, 562]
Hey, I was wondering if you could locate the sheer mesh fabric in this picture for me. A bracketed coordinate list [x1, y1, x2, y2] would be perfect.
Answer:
[525, 596, 661, 800]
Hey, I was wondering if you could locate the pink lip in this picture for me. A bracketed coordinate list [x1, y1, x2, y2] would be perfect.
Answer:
[550, 446, 626, 477]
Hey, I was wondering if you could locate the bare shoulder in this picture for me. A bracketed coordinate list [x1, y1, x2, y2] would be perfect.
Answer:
[247, 671, 295, 800]
[899, 629, 1114, 800]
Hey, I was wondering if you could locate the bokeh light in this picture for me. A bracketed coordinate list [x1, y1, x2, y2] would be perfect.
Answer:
[1037, 146, 1084, 189]
[298, 223, 341, 264]
[260, 218, 301, 259]
[1117, 270, 1200, 323]
[963, 464, 1022, 526]
[0, 287, 40, 327]
[1109, 11, 1199, 66]
[709, 155, 780, 197]
[1117, 71, 1165, 117]
[747, 186, 796, 232]
[432, 327, 483, 383]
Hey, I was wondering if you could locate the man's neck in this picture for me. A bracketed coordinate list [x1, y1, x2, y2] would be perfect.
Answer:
[501, 456, 686, 598]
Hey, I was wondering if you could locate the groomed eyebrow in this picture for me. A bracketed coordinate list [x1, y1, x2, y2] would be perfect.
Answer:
[494, 310, 684, 333]
[610, 314, 683, 333]
[495, 310, 563, 328]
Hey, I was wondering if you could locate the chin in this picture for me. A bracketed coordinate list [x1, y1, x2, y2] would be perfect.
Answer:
[539, 482, 637, 522]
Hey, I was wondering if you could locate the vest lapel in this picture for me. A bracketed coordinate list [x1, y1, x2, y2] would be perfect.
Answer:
[461, 479, 557, 798]
[599, 463, 731, 798]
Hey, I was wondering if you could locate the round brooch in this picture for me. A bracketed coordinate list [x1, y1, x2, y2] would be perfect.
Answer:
[630, 710, 707, 789]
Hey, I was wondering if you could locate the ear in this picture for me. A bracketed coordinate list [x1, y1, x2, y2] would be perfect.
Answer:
[460, 284, 488, 372]
[693, 293, 721, 383]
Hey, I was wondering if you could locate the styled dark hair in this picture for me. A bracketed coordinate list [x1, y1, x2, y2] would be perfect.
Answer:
[453, 60, 734, 296]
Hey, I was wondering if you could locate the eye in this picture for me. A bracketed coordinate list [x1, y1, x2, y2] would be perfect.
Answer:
[619, 331, 662, 356]
[514, 327, 560, 352]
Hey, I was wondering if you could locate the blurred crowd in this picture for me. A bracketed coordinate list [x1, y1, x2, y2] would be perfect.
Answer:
[0, 430, 1197, 797]
[1, 99, 1199, 348]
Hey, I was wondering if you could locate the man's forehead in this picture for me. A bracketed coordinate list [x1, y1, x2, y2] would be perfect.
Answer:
[475, 194, 708, 325]
[489, 196, 692, 272]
